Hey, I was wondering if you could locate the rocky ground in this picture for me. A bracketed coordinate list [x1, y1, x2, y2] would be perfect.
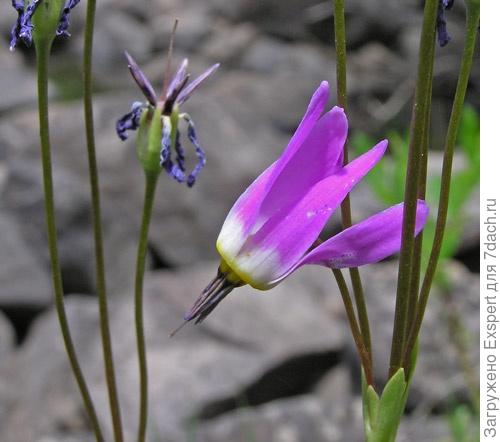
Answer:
[0, 0, 479, 441]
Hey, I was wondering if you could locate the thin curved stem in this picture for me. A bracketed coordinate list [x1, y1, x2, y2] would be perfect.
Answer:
[83, 1, 124, 440]
[135, 172, 159, 442]
[35, 40, 104, 442]
[333, 0, 372, 365]
[332, 269, 373, 386]
[403, 4, 480, 371]
[389, 0, 439, 378]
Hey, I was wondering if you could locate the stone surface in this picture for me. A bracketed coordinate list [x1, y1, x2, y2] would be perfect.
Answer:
[0, 311, 15, 360]
[0, 263, 347, 441]
[0, 45, 38, 113]
[0, 212, 52, 308]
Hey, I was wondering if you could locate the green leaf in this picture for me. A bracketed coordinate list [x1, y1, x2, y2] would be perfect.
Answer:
[372, 369, 407, 442]
[362, 370, 380, 438]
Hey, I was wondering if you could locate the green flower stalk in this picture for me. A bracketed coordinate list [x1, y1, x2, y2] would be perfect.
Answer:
[389, 0, 440, 378]
[10, 0, 105, 440]
[403, 0, 480, 371]
[83, 0, 124, 440]
[115, 26, 219, 440]
[333, 0, 373, 385]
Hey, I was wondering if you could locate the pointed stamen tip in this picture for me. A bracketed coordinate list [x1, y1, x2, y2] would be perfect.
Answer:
[169, 320, 188, 338]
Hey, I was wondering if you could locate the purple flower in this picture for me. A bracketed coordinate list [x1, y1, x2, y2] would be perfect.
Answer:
[437, 0, 454, 47]
[9, 0, 79, 51]
[116, 51, 219, 187]
[183, 82, 429, 324]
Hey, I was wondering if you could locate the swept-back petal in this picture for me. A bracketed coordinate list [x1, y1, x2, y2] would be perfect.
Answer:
[258, 106, 348, 223]
[224, 140, 388, 288]
[124, 51, 157, 106]
[177, 63, 220, 105]
[165, 58, 189, 104]
[298, 200, 429, 269]
[216, 82, 330, 254]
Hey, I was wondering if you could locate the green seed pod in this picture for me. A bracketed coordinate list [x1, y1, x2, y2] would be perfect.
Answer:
[32, 0, 65, 46]
[136, 106, 164, 177]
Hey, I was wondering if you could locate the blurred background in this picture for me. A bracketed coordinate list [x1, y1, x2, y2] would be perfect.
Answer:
[0, 0, 479, 441]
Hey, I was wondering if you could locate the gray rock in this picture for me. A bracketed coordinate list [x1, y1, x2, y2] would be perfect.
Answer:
[0, 310, 15, 360]
[196, 395, 355, 442]
[0, 101, 141, 296]
[200, 22, 259, 66]
[152, 9, 214, 54]
[0, 212, 52, 308]
[71, 10, 154, 80]
[0, 44, 37, 113]
[0, 263, 346, 440]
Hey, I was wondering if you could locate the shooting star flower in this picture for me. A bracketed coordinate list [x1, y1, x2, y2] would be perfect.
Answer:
[181, 81, 429, 325]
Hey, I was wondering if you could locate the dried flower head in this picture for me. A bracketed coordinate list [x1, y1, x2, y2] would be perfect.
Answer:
[10, 0, 80, 51]
[116, 23, 219, 186]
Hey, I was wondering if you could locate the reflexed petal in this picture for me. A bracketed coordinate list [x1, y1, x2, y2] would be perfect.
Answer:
[124, 51, 157, 105]
[217, 81, 330, 248]
[166, 58, 189, 103]
[177, 63, 220, 105]
[297, 200, 429, 269]
[56, 0, 80, 37]
[258, 106, 348, 223]
[116, 101, 145, 141]
[223, 140, 388, 288]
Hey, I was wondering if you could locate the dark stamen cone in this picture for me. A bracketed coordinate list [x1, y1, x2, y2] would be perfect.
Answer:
[170, 269, 241, 337]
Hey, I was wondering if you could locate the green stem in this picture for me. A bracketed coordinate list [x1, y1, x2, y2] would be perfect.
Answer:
[389, 0, 439, 378]
[405, 41, 435, 345]
[403, 3, 480, 371]
[332, 270, 373, 386]
[35, 40, 104, 442]
[333, 0, 372, 365]
[135, 172, 159, 442]
[83, 1, 124, 440]
[333, 0, 347, 110]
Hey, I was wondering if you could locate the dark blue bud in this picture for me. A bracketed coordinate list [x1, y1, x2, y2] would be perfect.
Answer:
[56, 0, 80, 37]
[184, 116, 206, 188]
[116, 101, 145, 141]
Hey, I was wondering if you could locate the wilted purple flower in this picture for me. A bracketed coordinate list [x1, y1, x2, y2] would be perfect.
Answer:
[9, 0, 80, 51]
[56, 0, 80, 37]
[182, 82, 429, 324]
[437, 0, 454, 47]
[116, 52, 219, 186]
